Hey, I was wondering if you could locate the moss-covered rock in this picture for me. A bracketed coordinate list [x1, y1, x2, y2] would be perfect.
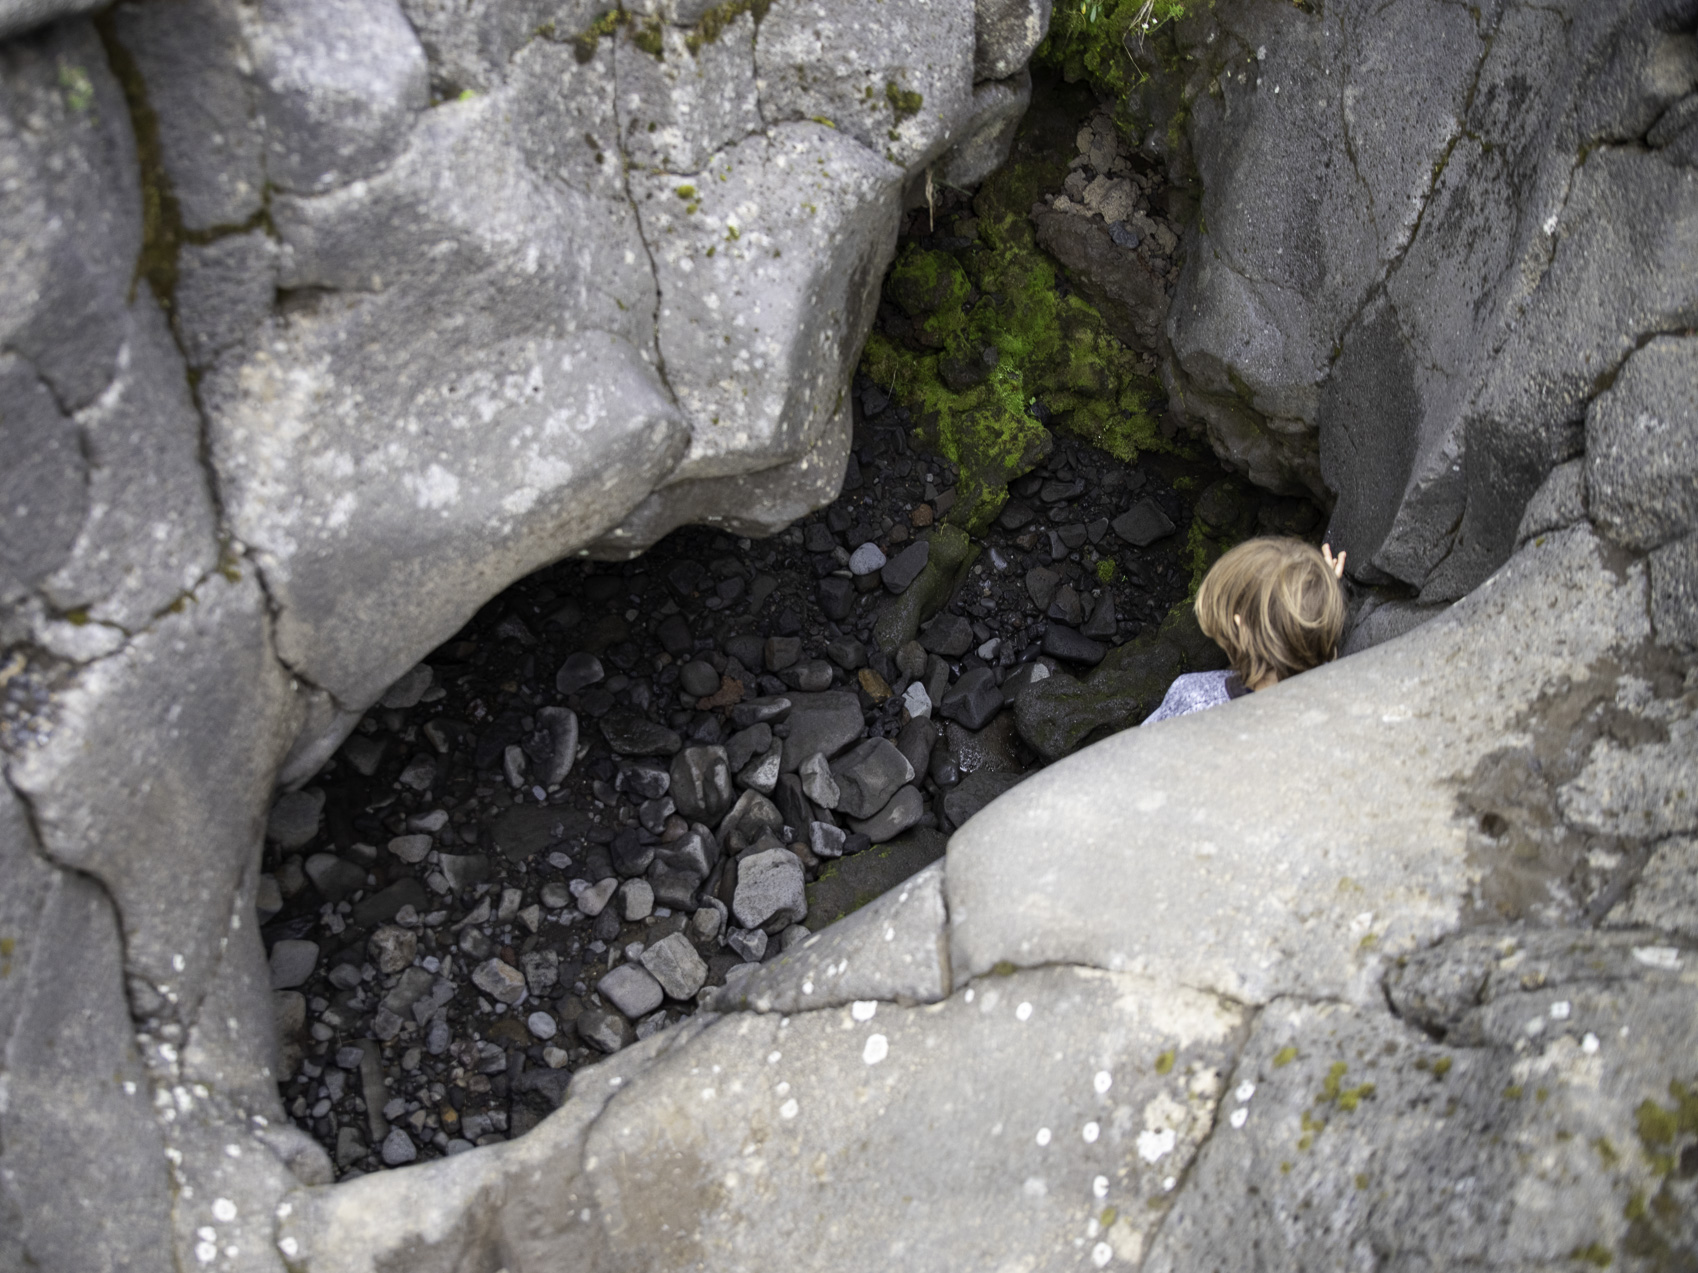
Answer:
[871, 524, 978, 651]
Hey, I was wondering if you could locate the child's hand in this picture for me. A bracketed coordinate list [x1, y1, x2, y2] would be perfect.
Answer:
[1322, 543, 1346, 579]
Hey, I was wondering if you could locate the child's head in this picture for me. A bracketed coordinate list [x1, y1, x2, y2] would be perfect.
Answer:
[1195, 537, 1345, 688]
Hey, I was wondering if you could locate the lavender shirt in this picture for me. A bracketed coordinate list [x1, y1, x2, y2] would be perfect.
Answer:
[1141, 669, 1250, 725]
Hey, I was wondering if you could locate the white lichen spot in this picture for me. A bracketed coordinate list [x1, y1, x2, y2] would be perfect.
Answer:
[1543, 213, 1559, 236]
[1163, 1176, 1177, 1192]
[1094, 1070, 1113, 1095]
[212, 1198, 237, 1222]
[1082, 1121, 1100, 1143]
[1093, 1174, 1109, 1199]
[1023, 1177, 1048, 1197]
[1036, 1127, 1052, 1146]
[1016, 1002, 1033, 1022]
[1092, 1242, 1114, 1268]
[802, 980, 814, 995]
[965, 989, 975, 1003]
[1550, 1000, 1571, 1020]
[1633, 946, 1680, 969]
[863, 1033, 888, 1065]
[780, 1098, 799, 1120]
[768, 1051, 782, 1064]
[1229, 1107, 1249, 1129]
[1234, 1081, 1255, 1103]
[406, 464, 461, 510]
[1582, 1032, 1600, 1054]
[1136, 1128, 1176, 1163]
[279, 1237, 299, 1258]
[195, 1241, 217, 1265]
[851, 1000, 877, 1022]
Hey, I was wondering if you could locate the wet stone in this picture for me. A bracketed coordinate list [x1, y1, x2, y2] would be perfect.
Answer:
[671, 746, 733, 822]
[1042, 625, 1108, 666]
[920, 612, 974, 657]
[555, 651, 606, 694]
[764, 636, 802, 671]
[1025, 566, 1061, 611]
[849, 784, 925, 842]
[882, 540, 930, 593]
[938, 667, 1004, 730]
[831, 739, 916, 819]
[598, 964, 664, 1019]
[817, 576, 855, 621]
[1112, 498, 1177, 547]
[599, 710, 682, 756]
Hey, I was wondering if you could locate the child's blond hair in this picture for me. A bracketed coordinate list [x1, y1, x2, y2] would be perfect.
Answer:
[1195, 537, 1344, 688]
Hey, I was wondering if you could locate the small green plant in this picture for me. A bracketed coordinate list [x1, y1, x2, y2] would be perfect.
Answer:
[58, 60, 95, 113]
[1038, 0, 1187, 96]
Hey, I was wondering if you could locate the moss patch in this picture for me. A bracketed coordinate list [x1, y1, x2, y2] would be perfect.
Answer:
[1037, 0, 1189, 97]
[685, 0, 772, 54]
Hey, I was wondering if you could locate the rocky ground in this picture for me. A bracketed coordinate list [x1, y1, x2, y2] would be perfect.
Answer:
[261, 90, 1329, 1180]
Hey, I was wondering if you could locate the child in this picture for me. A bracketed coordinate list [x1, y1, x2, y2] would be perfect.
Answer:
[1142, 537, 1346, 725]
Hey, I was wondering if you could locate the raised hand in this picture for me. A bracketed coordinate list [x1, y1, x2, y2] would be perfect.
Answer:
[1322, 542, 1346, 579]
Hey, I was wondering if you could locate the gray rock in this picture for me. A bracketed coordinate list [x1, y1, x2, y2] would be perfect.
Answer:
[780, 658, 834, 692]
[1340, 597, 1449, 657]
[380, 664, 434, 709]
[729, 696, 792, 729]
[654, 825, 719, 883]
[557, 652, 607, 695]
[799, 752, 842, 810]
[532, 707, 580, 787]
[600, 710, 682, 756]
[825, 635, 868, 670]
[1081, 590, 1117, 639]
[576, 878, 618, 919]
[718, 789, 785, 851]
[521, 950, 558, 997]
[471, 958, 526, 1006]
[1608, 834, 1698, 939]
[764, 635, 802, 672]
[919, 612, 974, 657]
[679, 659, 721, 698]
[726, 724, 773, 774]
[882, 540, 931, 593]
[1587, 335, 1698, 552]
[1046, 583, 1084, 626]
[1023, 565, 1060, 611]
[849, 785, 926, 843]
[736, 742, 783, 795]
[598, 964, 664, 1020]
[268, 789, 325, 849]
[671, 745, 734, 823]
[895, 639, 929, 680]
[849, 542, 887, 575]
[576, 1006, 634, 1054]
[438, 853, 490, 893]
[938, 667, 1003, 730]
[829, 738, 917, 819]
[1650, 532, 1698, 651]
[1514, 458, 1587, 548]
[727, 927, 769, 963]
[526, 1011, 557, 1041]
[380, 1128, 417, 1168]
[1111, 499, 1177, 547]
[639, 932, 709, 1001]
[618, 878, 655, 923]
[733, 848, 807, 932]
[778, 691, 866, 774]
[367, 925, 416, 976]
[269, 939, 320, 990]
[305, 852, 365, 902]
[974, 0, 1049, 84]
[809, 822, 849, 859]
[1041, 625, 1106, 666]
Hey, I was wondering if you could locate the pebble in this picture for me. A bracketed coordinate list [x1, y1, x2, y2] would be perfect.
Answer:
[733, 848, 808, 930]
[471, 958, 528, 1006]
[388, 833, 431, 864]
[640, 932, 709, 1000]
[938, 667, 1003, 730]
[830, 738, 916, 818]
[577, 1006, 634, 1053]
[810, 821, 848, 858]
[380, 1128, 417, 1166]
[1042, 626, 1108, 666]
[848, 543, 887, 575]
[882, 540, 930, 593]
[380, 665, 434, 709]
[799, 752, 842, 808]
[1111, 499, 1177, 547]
[527, 1011, 558, 1040]
[727, 927, 769, 963]
[618, 878, 655, 922]
[270, 939, 320, 990]
[555, 652, 605, 694]
[902, 681, 932, 718]
[598, 964, 665, 1019]
[679, 659, 721, 698]
[848, 785, 924, 841]
[267, 789, 325, 848]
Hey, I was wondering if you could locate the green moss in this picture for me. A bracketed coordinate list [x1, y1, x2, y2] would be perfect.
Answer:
[1569, 1243, 1613, 1268]
[631, 16, 665, 57]
[992, 960, 1018, 976]
[885, 81, 923, 123]
[95, 14, 180, 311]
[1432, 1056, 1453, 1080]
[1155, 1048, 1176, 1075]
[573, 8, 629, 63]
[1036, 0, 1188, 97]
[58, 60, 95, 113]
[1272, 1046, 1298, 1068]
[684, 0, 772, 54]
[1096, 558, 1117, 584]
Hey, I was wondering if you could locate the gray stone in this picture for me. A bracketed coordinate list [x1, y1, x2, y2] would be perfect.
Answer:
[654, 825, 719, 883]
[639, 932, 709, 1001]
[380, 1128, 417, 1168]
[532, 707, 580, 786]
[764, 635, 802, 672]
[1587, 335, 1698, 552]
[809, 821, 848, 859]
[829, 738, 916, 819]
[353, 877, 428, 929]
[729, 696, 792, 730]
[974, 0, 1050, 82]
[895, 715, 939, 781]
[1046, 583, 1084, 626]
[173, 231, 278, 372]
[1608, 835, 1698, 939]
[895, 639, 929, 680]
[671, 746, 734, 823]
[1515, 457, 1587, 548]
[1023, 565, 1060, 611]
[576, 1006, 634, 1054]
[718, 789, 785, 851]
[471, 958, 527, 1006]
[380, 663, 434, 709]
[679, 659, 721, 698]
[882, 540, 931, 593]
[778, 691, 866, 774]
[576, 878, 618, 919]
[618, 878, 655, 923]
[799, 752, 842, 809]
[600, 710, 682, 756]
[1110, 499, 1177, 547]
[849, 542, 887, 575]
[1040, 625, 1106, 666]
[268, 789, 325, 849]
[438, 853, 490, 893]
[1340, 597, 1449, 657]
[527, 1011, 558, 1041]
[937, 666, 1003, 730]
[848, 785, 926, 843]
[304, 852, 365, 902]
[779, 658, 834, 692]
[598, 964, 664, 1020]
[557, 652, 607, 695]
[736, 742, 783, 795]
[733, 848, 807, 932]
[717, 860, 950, 1015]
[1080, 590, 1117, 640]
[725, 724, 772, 774]
[269, 939, 320, 990]
[1650, 532, 1698, 651]
[368, 926, 416, 975]
[727, 927, 769, 964]
[919, 612, 974, 657]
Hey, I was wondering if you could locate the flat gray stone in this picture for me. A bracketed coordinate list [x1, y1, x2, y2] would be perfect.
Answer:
[471, 958, 526, 1006]
[829, 738, 916, 819]
[778, 692, 866, 774]
[269, 939, 319, 990]
[849, 542, 886, 576]
[1587, 335, 1697, 552]
[598, 964, 664, 1020]
[267, 789, 324, 849]
[937, 667, 1002, 730]
[639, 932, 709, 1001]
[1110, 498, 1176, 547]
[599, 710, 682, 757]
[733, 848, 807, 932]
[848, 785, 925, 843]
[882, 539, 931, 593]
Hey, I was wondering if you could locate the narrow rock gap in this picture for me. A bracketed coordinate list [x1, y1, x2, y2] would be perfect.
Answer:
[256, 69, 1332, 1180]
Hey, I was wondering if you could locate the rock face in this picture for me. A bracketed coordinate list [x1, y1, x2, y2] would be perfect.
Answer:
[2, 1, 1695, 1271]
[0, 1, 1035, 1268]
[1141, 0, 1698, 603]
